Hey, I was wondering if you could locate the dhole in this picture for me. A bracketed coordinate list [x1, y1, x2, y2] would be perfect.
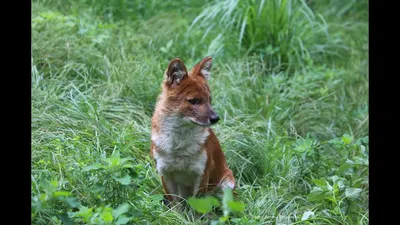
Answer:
[150, 56, 235, 204]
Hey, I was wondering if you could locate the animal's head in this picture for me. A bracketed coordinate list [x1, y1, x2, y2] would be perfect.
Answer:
[161, 56, 219, 126]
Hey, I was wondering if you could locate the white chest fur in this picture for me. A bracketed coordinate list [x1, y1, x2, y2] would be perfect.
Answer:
[152, 116, 209, 185]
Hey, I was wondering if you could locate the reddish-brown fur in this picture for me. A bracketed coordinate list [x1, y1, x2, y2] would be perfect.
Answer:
[150, 56, 235, 202]
[197, 129, 235, 194]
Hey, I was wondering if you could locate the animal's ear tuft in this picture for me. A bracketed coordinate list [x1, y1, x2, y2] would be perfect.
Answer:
[193, 56, 212, 80]
[201, 57, 212, 80]
[165, 58, 188, 86]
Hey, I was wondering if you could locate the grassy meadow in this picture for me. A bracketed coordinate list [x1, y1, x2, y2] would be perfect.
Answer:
[31, 0, 369, 224]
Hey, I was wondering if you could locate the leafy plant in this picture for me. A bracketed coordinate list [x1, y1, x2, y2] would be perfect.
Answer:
[306, 134, 368, 223]
[188, 188, 246, 224]
[82, 150, 147, 205]
[68, 203, 132, 225]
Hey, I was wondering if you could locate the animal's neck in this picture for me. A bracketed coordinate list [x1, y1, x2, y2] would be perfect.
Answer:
[153, 115, 209, 155]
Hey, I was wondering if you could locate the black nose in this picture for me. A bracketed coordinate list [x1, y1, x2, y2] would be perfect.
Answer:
[209, 115, 219, 124]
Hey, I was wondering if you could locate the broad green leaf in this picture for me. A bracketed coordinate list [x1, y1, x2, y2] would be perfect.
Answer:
[50, 216, 58, 223]
[332, 183, 339, 195]
[312, 179, 326, 187]
[219, 215, 229, 222]
[93, 184, 106, 193]
[326, 182, 333, 191]
[43, 180, 58, 195]
[345, 188, 362, 200]
[308, 187, 325, 202]
[151, 194, 164, 202]
[188, 196, 220, 214]
[227, 201, 245, 212]
[131, 210, 143, 217]
[111, 158, 120, 167]
[326, 196, 336, 204]
[210, 196, 221, 207]
[337, 180, 345, 190]
[50, 180, 58, 188]
[53, 191, 72, 197]
[353, 178, 364, 188]
[113, 203, 130, 219]
[82, 164, 103, 171]
[338, 162, 352, 174]
[113, 175, 131, 185]
[40, 193, 48, 202]
[115, 215, 133, 225]
[188, 198, 213, 214]
[301, 210, 314, 221]
[58, 213, 73, 225]
[342, 134, 353, 145]
[330, 175, 340, 183]
[75, 206, 93, 222]
[110, 151, 121, 165]
[102, 211, 113, 223]
[66, 197, 81, 208]
[211, 220, 221, 225]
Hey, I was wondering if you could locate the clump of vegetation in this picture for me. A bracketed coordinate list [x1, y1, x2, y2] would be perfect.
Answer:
[191, 0, 354, 71]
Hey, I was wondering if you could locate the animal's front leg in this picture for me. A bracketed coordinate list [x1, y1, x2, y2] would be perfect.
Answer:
[162, 176, 179, 202]
[177, 184, 195, 200]
[178, 176, 203, 199]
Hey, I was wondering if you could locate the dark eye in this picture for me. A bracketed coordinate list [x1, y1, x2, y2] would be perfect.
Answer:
[188, 98, 199, 105]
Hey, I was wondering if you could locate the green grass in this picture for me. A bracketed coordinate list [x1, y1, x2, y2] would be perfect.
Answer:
[32, 0, 368, 224]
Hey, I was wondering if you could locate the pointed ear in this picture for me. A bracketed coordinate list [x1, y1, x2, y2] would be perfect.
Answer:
[194, 56, 212, 80]
[164, 58, 188, 86]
